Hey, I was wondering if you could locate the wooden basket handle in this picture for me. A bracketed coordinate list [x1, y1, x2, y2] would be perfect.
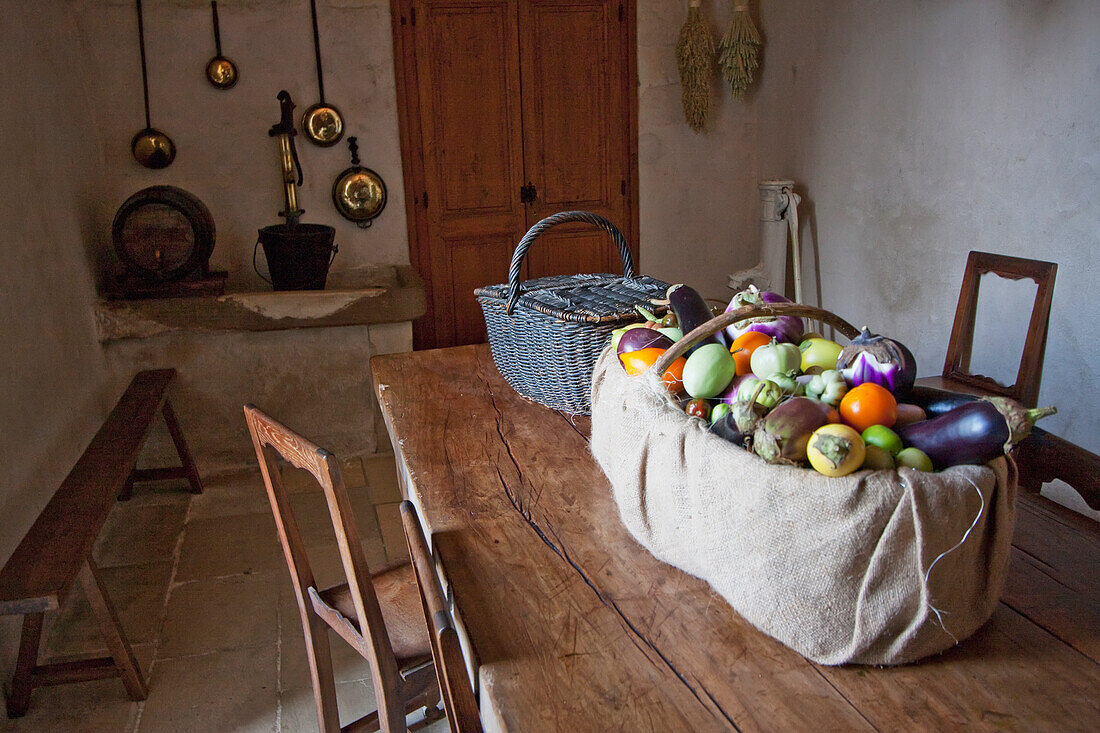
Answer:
[652, 303, 860, 374]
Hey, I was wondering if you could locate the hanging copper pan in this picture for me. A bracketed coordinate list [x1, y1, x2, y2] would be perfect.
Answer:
[205, 1, 238, 89]
[302, 0, 343, 146]
[131, 0, 176, 168]
[332, 137, 386, 228]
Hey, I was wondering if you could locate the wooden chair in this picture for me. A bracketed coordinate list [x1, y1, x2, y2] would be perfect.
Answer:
[400, 501, 483, 733]
[244, 406, 442, 733]
[915, 250, 1057, 407]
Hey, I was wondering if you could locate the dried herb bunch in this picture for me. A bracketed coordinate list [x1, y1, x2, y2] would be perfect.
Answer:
[676, 0, 716, 132]
[719, 0, 760, 98]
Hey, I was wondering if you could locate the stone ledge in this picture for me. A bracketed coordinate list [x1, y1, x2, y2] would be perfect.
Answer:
[96, 265, 426, 342]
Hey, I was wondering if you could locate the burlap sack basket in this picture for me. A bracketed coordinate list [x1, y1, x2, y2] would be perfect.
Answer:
[590, 303, 1018, 666]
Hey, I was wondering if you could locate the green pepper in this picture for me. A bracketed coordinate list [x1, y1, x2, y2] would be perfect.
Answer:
[750, 339, 802, 379]
[765, 372, 805, 397]
[736, 376, 783, 409]
[806, 369, 848, 407]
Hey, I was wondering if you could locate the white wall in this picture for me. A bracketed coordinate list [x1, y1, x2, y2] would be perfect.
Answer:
[0, 3, 118, 674]
[70, 0, 407, 290]
[752, 0, 1099, 515]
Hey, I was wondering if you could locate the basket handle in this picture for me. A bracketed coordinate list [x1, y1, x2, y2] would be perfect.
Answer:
[505, 211, 635, 314]
[652, 303, 861, 375]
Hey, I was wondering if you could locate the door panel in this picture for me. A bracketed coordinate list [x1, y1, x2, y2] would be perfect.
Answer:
[413, 0, 527, 346]
[394, 0, 637, 349]
[447, 237, 515, 344]
[519, 0, 630, 278]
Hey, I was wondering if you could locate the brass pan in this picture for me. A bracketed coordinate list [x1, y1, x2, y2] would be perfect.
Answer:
[332, 136, 386, 228]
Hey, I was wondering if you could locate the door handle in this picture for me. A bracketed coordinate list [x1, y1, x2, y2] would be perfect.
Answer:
[520, 182, 537, 204]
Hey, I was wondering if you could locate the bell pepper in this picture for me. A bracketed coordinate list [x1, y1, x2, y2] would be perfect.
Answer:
[806, 369, 848, 407]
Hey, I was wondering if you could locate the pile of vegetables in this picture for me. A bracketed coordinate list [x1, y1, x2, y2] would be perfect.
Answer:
[613, 284, 1056, 478]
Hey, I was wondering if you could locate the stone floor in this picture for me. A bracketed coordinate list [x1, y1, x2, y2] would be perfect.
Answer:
[0, 455, 448, 732]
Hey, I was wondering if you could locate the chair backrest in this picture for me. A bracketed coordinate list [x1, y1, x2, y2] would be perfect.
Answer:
[400, 501, 483, 733]
[942, 251, 1057, 408]
[244, 405, 402, 731]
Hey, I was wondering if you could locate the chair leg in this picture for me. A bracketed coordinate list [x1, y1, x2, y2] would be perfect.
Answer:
[5, 612, 44, 717]
[162, 399, 203, 494]
[78, 559, 148, 701]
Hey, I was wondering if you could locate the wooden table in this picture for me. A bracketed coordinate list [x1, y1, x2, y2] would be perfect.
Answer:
[372, 345, 1100, 732]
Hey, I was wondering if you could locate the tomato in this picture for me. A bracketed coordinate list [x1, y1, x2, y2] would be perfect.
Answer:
[807, 424, 866, 477]
[662, 354, 687, 394]
[685, 398, 711, 420]
[619, 347, 686, 394]
[729, 331, 771, 376]
[839, 382, 897, 432]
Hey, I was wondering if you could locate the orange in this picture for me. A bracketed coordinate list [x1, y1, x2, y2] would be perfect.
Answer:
[839, 382, 898, 432]
[729, 331, 772, 376]
[619, 347, 686, 394]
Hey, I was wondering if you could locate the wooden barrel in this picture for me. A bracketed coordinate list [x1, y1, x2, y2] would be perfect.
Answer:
[112, 186, 215, 282]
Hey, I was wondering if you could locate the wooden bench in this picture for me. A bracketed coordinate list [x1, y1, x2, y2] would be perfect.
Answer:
[0, 368, 202, 717]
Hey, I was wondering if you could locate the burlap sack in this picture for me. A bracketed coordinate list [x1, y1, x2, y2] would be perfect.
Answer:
[590, 346, 1018, 666]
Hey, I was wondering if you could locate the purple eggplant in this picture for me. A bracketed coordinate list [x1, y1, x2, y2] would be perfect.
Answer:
[668, 284, 725, 352]
[616, 327, 674, 356]
[709, 397, 762, 449]
[896, 397, 1056, 469]
[753, 397, 830, 464]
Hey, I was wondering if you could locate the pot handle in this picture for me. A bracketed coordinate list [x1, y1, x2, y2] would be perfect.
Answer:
[652, 303, 861, 375]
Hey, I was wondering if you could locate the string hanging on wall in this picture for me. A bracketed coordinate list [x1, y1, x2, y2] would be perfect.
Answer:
[719, 0, 761, 98]
[676, 0, 716, 132]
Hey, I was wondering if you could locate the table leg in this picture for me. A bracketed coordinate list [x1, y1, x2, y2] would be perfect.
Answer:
[78, 559, 148, 701]
[5, 612, 44, 717]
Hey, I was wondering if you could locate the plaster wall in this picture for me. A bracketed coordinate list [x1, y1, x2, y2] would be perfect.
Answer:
[0, 6, 114, 567]
[636, 1, 759, 300]
[67, 0, 407, 291]
[752, 0, 1099, 516]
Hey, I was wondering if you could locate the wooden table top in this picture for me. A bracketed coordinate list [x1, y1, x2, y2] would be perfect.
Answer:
[372, 344, 1100, 732]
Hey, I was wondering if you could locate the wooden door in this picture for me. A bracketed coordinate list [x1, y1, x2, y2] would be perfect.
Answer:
[393, 0, 638, 349]
[518, 0, 634, 280]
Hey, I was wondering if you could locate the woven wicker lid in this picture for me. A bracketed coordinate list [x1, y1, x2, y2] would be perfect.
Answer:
[475, 273, 669, 324]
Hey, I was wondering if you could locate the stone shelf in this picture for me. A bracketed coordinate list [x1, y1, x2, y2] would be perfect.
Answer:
[95, 265, 426, 342]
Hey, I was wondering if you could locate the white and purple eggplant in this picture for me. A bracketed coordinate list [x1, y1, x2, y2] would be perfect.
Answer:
[895, 397, 1056, 470]
[836, 327, 918, 397]
[723, 285, 805, 344]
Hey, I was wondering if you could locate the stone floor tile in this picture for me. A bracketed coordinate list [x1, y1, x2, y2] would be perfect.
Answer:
[279, 681, 377, 732]
[94, 502, 188, 568]
[363, 454, 403, 504]
[375, 502, 410, 563]
[189, 468, 271, 520]
[44, 561, 173, 659]
[340, 456, 368, 488]
[158, 573, 280, 658]
[287, 486, 381, 550]
[0, 676, 141, 732]
[174, 511, 283, 581]
[279, 622, 376, 691]
[136, 646, 278, 733]
[117, 478, 194, 508]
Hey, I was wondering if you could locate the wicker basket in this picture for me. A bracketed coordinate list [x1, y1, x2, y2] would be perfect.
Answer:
[475, 211, 669, 414]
